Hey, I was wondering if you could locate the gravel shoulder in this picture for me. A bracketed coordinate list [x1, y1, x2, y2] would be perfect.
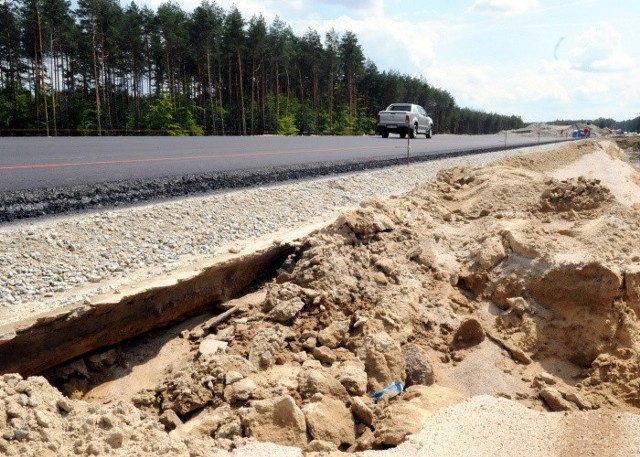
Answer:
[0, 143, 563, 326]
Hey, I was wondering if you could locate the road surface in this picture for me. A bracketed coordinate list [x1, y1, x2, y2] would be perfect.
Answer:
[0, 134, 561, 192]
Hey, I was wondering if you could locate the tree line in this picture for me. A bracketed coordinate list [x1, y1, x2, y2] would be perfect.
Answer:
[0, 0, 526, 136]
[551, 117, 640, 134]
[590, 117, 640, 133]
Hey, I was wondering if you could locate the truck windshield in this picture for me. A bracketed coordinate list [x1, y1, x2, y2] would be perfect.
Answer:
[390, 105, 411, 111]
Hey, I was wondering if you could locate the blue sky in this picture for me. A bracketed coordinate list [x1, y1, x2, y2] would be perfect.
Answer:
[143, 0, 639, 123]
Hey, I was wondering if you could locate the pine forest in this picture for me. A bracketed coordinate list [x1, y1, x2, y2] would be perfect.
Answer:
[0, 0, 526, 136]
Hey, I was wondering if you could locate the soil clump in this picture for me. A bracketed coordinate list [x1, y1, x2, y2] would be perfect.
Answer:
[2, 138, 640, 456]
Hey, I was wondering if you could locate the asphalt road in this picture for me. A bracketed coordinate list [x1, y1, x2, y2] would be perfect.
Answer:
[0, 134, 562, 192]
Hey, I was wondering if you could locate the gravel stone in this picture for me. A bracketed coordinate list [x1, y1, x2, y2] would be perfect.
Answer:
[0, 144, 559, 326]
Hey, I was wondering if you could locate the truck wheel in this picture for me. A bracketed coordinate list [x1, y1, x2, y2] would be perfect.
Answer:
[426, 127, 432, 138]
[410, 124, 417, 139]
[399, 132, 406, 139]
[381, 130, 389, 138]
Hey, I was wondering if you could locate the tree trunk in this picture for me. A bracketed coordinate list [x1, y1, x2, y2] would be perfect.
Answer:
[329, 70, 333, 132]
[101, 39, 111, 130]
[250, 59, 257, 134]
[237, 49, 245, 135]
[298, 68, 304, 133]
[275, 63, 279, 129]
[35, 1, 49, 136]
[49, 33, 58, 136]
[206, 51, 216, 134]
[218, 65, 225, 135]
[91, 20, 102, 135]
[313, 67, 319, 134]
[261, 65, 266, 133]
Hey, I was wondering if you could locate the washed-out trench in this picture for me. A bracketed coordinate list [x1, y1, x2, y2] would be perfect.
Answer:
[0, 243, 294, 377]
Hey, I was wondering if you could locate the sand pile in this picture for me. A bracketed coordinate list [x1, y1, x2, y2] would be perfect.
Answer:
[2, 139, 640, 456]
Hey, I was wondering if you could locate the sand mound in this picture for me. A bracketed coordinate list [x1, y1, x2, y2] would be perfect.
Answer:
[3, 139, 640, 456]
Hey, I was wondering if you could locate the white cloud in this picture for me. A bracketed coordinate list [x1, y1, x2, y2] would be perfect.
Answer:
[565, 22, 635, 72]
[291, 14, 443, 71]
[542, 59, 573, 74]
[429, 64, 510, 106]
[572, 79, 609, 97]
[311, 0, 384, 14]
[428, 54, 640, 121]
[468, 0, 539, 15]
[429, 63, 573, 117]
[512, 70, 571, 103]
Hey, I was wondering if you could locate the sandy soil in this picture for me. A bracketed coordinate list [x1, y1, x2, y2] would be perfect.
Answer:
[3, 137, 640, 456]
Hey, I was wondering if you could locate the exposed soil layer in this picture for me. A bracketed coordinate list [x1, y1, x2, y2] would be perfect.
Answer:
[0, 243, 293, 375]
[2, 138, 640, 456]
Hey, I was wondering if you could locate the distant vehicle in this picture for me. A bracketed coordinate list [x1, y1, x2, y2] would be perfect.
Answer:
[376, 103, 433, 139]
[572, 127, 591, 139]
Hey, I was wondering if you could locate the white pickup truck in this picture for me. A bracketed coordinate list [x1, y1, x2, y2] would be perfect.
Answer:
[376, 103, 433, 139]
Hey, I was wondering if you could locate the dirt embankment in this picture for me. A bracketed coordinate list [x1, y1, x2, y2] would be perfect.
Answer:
[2, 139, 640, 456]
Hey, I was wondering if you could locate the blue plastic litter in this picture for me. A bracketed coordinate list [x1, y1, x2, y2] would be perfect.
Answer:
[370, 381, 404, 403]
